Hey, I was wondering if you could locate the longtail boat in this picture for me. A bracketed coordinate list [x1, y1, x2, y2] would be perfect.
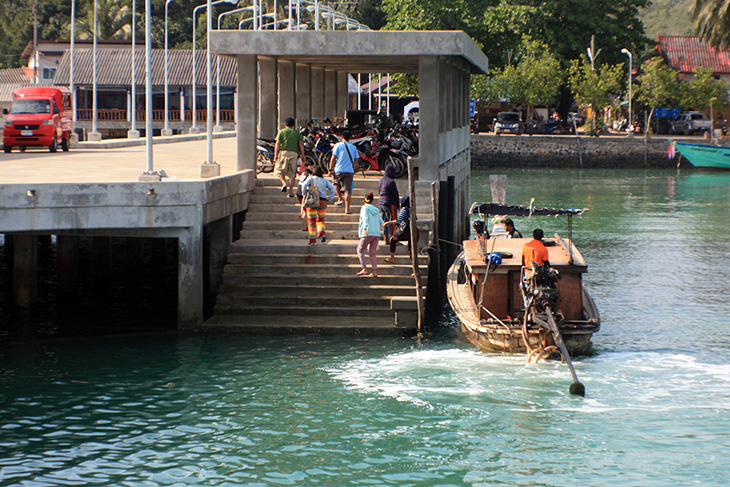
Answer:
[671, 141, 730, 169]
[447, 203, 600, 362]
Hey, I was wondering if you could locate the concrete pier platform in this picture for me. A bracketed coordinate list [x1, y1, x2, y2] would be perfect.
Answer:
[0, 134, 252, 329]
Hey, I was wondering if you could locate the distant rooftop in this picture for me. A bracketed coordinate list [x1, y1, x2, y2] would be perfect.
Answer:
[657, 35, 730, 74]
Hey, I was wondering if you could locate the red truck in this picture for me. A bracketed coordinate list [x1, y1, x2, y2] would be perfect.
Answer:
[3, 87, 73, 153]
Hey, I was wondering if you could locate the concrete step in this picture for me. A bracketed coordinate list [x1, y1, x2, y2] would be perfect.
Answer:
[216, 283, 421, 298]
[213, 304, 395, 318]
[242, 220, 358, 232]
[240, 229, 361, 240]
[226, 252, 424, 266]
[228, 238, 428, 257]
[223, 263, 427, 277]
[214, 294, 390, 309]
[198, 314, 407, 334]
[219, 273, 426, 287]
[246, 201, 369, 214]
[245, 211, 364, 223]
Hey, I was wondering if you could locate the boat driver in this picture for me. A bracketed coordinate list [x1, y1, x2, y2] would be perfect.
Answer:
[522, 228, 550, 274]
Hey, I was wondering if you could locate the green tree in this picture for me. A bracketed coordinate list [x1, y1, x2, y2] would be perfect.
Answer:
[474, 38, 563, 127]
[568, 55, 623, 133]
[684, 66, 729, 112]
[693, 0, 730, 48]
[634, 57, 681, 134]
[75, 0, 132, 40]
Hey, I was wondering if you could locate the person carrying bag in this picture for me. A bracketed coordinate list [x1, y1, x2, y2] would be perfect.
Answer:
[301, 167, 337, 245]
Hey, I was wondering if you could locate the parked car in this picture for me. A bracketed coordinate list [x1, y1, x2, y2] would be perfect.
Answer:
[567, 112, 585, 127]
[493, 112, 522, 135]
[670, 111, 712, 135]
[3, 86, 73, 153]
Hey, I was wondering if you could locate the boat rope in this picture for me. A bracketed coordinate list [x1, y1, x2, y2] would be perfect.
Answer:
[480, 305, 513, 332]
[438, 238, 463, 248]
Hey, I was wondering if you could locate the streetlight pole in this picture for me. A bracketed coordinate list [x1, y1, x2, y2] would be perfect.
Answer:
[163, 0, 175, 136]
[128, 0, 139, 138]
[89, 0, 101, 141]
[139, 0, 159, 180]
[621, 48, 632, 134]
[70, 0, 76, 131]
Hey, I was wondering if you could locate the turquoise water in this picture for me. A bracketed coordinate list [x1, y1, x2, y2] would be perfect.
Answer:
[2, 168, 730, 486]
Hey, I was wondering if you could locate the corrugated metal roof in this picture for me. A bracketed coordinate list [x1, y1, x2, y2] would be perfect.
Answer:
[657, 35, 730, 74]
[0, 68, 32, 84]
[53, 49, 237, 87]
[0, 83, 33, 102]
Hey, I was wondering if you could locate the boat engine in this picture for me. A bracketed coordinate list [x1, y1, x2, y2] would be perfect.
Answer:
[524, 264, 560, 312]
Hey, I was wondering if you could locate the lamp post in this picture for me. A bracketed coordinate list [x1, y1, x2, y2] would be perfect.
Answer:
[70, 0, 77, 132]
[621, 48, 632, 133]
[138, 0, 159, 180]
[128, 0, 139, 138]
[163, 0, 175, 136]
[89, 0, 101, 141]
[191, 0, 235, 134]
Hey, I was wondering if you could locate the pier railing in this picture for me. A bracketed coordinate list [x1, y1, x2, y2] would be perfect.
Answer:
[75, 109, 235, 123]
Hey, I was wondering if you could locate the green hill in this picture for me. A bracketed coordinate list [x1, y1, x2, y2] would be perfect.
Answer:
[639, 0, 694, 40]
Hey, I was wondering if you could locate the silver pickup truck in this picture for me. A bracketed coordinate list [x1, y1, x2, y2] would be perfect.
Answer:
[669, 111, 712, 135]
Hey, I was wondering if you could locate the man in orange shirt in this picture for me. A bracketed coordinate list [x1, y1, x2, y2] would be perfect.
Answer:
[522, 228, 550, 271]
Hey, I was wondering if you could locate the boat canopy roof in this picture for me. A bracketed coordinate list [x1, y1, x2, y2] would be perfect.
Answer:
[470, 203, 588, 217]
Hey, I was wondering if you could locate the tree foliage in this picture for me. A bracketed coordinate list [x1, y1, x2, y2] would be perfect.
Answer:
[634, 57, 681, 134]
[684, 66, 730, 112]
[568, 55, 623, 131]
[693, 0, 730, 49]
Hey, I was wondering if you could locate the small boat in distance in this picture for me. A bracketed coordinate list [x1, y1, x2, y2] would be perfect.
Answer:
[447, 203, 600, 361]
[671, 141, 730, 169]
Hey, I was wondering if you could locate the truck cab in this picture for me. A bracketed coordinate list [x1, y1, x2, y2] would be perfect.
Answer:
[3, 87, 73, 153]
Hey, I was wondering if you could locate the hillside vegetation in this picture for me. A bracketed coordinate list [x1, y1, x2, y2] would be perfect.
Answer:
[639, 0, 694, 39]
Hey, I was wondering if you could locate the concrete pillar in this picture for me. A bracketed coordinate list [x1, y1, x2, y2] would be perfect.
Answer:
[439, 58, 448, 135]
[237, 55, 257, 172]
[324, 70, 337, 120]
[204, 216, 232, 317]
[278, 61, 295, 128]
[311, 67, 324, 121]
[418, 56, 440, 181]
[259, 57, 277, 139]
[336, 71, 349, 120]
[295, 63, 311, 125]
[178, 226, 203, 328]
[56, 235, 79, 296]
[13, 234, 38, 308]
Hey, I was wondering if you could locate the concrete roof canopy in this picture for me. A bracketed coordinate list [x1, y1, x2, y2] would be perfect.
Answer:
[209, 30, 489, 74]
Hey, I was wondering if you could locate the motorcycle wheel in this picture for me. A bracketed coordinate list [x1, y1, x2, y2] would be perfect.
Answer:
[318, 150, 332, 174]
[383, 153, 406, 178]
[257, 151, 273, 174]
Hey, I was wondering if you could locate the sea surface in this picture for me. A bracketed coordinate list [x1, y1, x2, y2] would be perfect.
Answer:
[2, 167, 730, 486]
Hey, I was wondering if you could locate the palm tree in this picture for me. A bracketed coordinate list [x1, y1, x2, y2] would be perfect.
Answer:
[75, 0, 132, 40]
[693, 0, 730, 48]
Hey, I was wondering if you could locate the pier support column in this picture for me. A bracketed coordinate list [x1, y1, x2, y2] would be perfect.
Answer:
[278, 61, 295, 128]
[324, 70, 337, 120]
[237, 55, 257, 173]
[178, 226, 203, 328]
[56, 235, 79, 296]
[295, 63, 311, 125]
[204, 216, 232, 318]
[336, 71, 349, 119]
[13, 234, 38, 308]
[259, 57, 277, 139]
[418, 56, 440, 181]
[311, 67, 324, 121]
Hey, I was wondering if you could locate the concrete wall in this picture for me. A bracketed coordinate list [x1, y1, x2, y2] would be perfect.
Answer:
[0, 170, 255, 327]
[471, 134, 677, 168]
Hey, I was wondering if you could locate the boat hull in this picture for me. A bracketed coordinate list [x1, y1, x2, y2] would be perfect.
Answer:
[675, 142, 730, 169]
[447, 251, 600, 357]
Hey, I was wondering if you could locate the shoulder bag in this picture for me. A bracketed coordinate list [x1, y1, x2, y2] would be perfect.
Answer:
[302, 178, 321, 209]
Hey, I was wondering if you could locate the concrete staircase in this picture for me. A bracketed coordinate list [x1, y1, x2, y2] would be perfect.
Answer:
[201, 176, 428, 333]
